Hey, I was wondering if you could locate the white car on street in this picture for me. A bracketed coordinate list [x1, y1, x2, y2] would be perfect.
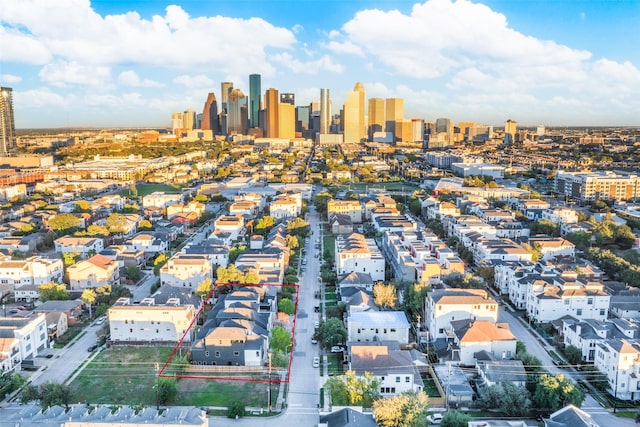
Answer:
[426, 413, 443, 425]
[312, 356, 320, 368]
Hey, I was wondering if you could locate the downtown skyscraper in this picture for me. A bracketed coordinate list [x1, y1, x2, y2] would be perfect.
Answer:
[201, 92, 219, 134]
[320, 88, 331, 135]
[343, 82, 366, 143]
[0, 87, 16, 155]
[265, 88, 279, 138]
[249, 74, 261, 129]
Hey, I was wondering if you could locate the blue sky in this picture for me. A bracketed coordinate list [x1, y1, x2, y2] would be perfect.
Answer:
[1, 0, 639, 128]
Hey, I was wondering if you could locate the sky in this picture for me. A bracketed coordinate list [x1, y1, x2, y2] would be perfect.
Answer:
[1, 0, 640, 128]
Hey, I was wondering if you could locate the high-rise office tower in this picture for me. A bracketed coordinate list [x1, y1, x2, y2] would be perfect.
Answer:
[343, 82, 366, 143]
[280, 93, 295, 105]
[183, 109, 196, 130]
[227, 89, 247, 134]
[0, 87, 16, 155]
[504, 119, 517, 144]
[536, 125, 545, 136]
[220, 82, 233, 112]
[296, 106, 310, 132]
[320, 89, 331, 135]
[368, 98, 385, 139]
[265, 88, 279, 138]
[171, 112, 183, 134]
[202, 92, 219, 133]
[279, 102, 295, 140]
[385, 98, 404, 136]
[249, 74, 261, 129]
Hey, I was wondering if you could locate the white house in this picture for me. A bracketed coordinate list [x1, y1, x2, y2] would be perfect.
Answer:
[335, 233, 385, 282]
[425, 289, 499, 341]
[269, 196, 299, 219]
[160, 253, 213, 291]
[594, 339, 640, 401]
[0, 313, 48, 371]
[141, 191, 182, 208]
[347, 311, 410, 344]
[0, 255, 64, 288]
[449, 320, 517, 365]
[54, 236, 104, 258]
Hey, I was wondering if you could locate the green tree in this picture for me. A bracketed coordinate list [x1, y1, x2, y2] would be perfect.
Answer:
[62, 252, 79, 267]
[441, 411, 470, 427]
[285, 234, 299, 250]
[566, 231, 591, 251]
[19, 384, 40, 404]
[106, 213, 128, 234]
[73, 200, 92, 212]
[255, 216, 276, 235]
[270, 326, 292, 353]
[530, 219, 561, 237]
[325, 370, 381, 407]
[0, 372, 25, 400]
[83, 224, 110, 236]
[81, 289, 97, 319]
[564, 345, 583, 365]
[229, 245, 247, 263]
[194, 194, 208, 202]
[478, 382, 531, 416]
[38, 381, 72, 409]
[15, 223, 35, 235]
[47, 213, 81, 232]
[156, 377, 178, 405]
[194, 278, 213, 297]
[286, 217, 310, 238]
[278, 298, 295, 315]
[39, 282, 69, 302]
[532, 374, 584, 413]
[125, 265, 142, 282]
[138, 219, 154, 230]
[372, 391, 429, 427]
[313, 317, 347, 349]
[313, 192, 332, 218]
[227, 401, 246, 418]
[373, 283, 397, 309]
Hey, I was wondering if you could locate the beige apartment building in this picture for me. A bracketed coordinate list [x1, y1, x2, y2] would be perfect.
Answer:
[108, 297, 196, 343]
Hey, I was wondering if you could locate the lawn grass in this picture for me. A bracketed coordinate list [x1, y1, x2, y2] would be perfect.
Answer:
[70, 347, 273, 408]
[122, 183, 184, 198]
[322, 234, 335, 260]
[422, 377, 441, 398]
[326, 354, 344, 376]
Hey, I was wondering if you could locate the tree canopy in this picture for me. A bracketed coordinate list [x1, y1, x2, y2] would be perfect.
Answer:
[373, 283, 397, 309]
[48, 213, 81, 232]
[270, 326, 291, 353]
[39, 283, 69, 302]
[278, 298, 295, 315]
[325, 370, 380, 408]
[313, 317, 347, 349]
[532, 374, 584, 413]
[372, 391, 430, 427]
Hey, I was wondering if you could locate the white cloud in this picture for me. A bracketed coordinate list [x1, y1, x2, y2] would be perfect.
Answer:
[173, 74, 215, 89]
[292, 24, 303, 34]
[0, 0, 297, 76]
[272, 53, 344, 74]
[117, 70, 163, 88]
[323, 40, 364, 57]
[38, 61, 111, 87]
[15, 87, 69, 108]
[0, 26, 51, 64]
[1, 74, 22, 84]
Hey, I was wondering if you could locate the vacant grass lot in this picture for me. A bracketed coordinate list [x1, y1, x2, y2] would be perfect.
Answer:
[70, 347, 273, 408]
[121, 183, 184, 198]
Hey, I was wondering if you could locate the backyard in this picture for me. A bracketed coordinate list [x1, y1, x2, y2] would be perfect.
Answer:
[70, 347, 274, 408]
[121, 183, 185, 198]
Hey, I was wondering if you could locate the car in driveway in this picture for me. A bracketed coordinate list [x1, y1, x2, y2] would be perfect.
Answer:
[95, 315, 107, 325]
[426, 413, 443, 425]
[330, 346, 345, 353]
[312, 356, 320, 368]
[311, 338, 318, 344]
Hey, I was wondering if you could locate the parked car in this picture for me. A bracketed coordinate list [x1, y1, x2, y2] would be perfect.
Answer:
[330, 346, 344, 353]
[87, 344, 99, 352]
[311, 338, 318, 344]
[95, 315, 107, 325]
[426, 413, 443, 425]
[312, 356, 320, 368]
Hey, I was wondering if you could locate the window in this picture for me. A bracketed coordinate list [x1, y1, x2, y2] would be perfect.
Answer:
[576, 309, 582, 316]
[587, 298, 593, 305]
[600, 309, 605, 316]
[233, 351, 239, 356]
[215, 351, 220, 358]
[564, 299, 570, 305]
[396, 376, 400, 383]
[405, 376, 410, 383]
[205, 351, 209, 357]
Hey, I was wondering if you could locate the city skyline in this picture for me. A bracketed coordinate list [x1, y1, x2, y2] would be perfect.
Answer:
[1, 0, 640, 128]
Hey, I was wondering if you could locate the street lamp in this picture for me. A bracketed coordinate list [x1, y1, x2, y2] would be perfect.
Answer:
[155, 362, 160, 411]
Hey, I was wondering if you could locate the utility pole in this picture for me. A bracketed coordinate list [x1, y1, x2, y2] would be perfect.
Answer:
[268, 349, 273, 412]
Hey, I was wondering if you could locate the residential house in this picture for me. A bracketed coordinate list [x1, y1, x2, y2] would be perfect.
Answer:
[473, 237, 533, 266]
[125, 232, 168, 258]
[160, 253, 212, 291]
[269, 196, 299, 219]
[476, 359, 527, 388]
[319, 408, 376, 427]
[34, 300, 83, 327]
[594, 339, 640, 401]
[347, 311, 410, 344]
[108, 297, 196, 343]
[0, 255, 64, 288]
[67, 254, 120, 291]
[329, 214, 353, 235]
[212, 215, 245, 241]
[523, 236, 575, 260]
[54, 236, 104, 258]
[235, 252, 287, 284]
[517, 199, 551, 221]
[45, 311, 68, 341]
[425, 289, 499, 341]
[0, 313, 48, 371]
[338, 271, 374, 294]
[527, 276, 610, 323]
[335, 233, 385, 282]
[349, 342, 427, 397]
[327, 200, 363, 223]
[562, 318, 640, 362]
[141, 191, 182, 208]
[447, 319, 517, 365]
[544, 404, 599, 427]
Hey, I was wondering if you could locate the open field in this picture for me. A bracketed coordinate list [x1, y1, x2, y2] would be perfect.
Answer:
[70, 347, 273, 408]
[121, 183, 184, 198]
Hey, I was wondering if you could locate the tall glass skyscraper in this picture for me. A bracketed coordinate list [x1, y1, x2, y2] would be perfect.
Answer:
[0, 87, 16, 155]
[249, 74, 261, 129]
[320, 88, 330, 135]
